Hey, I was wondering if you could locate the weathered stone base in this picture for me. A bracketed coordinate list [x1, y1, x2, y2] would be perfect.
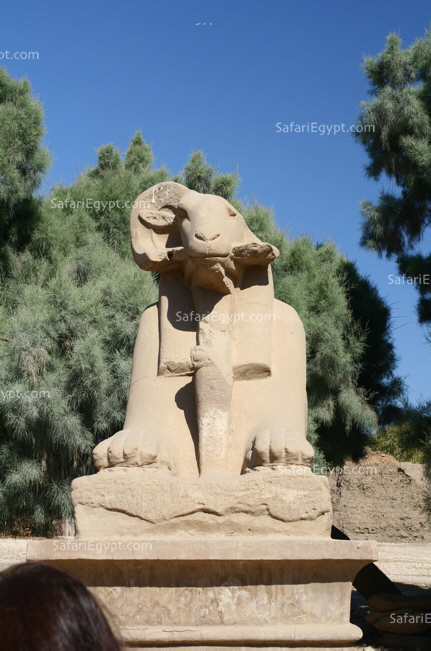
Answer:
[72, 468, 332, 539]
[122, 648, 361, 651]
[121, 624, 364, 647]
[27, 538, 377, 649]
[122, 648, 362, 651]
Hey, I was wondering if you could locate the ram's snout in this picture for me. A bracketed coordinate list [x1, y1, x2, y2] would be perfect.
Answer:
[195, 230, 221, 243]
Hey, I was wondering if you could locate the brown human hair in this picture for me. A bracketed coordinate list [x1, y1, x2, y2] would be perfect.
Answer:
[0, 561, 120, 650]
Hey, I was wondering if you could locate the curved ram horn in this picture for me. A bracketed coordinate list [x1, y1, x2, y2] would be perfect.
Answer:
[130, 182, 189, 270]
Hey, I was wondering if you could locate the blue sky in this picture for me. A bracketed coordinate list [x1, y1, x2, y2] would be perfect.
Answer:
[2, 0, 431, 402]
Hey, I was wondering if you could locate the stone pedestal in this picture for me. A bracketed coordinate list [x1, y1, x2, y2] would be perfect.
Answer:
[27, 538, 377, 650]
[27, 470, 379, 649]
[71, 468, 332, 539]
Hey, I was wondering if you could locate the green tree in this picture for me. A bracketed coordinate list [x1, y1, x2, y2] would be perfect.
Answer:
[181, 150, 240, 200]
[0, 68, 50, 276]
[355, 30, 431, 338]
[340, 260, 404, 425]
[0, 189, 159, 535]
[124, 130, 153, 175]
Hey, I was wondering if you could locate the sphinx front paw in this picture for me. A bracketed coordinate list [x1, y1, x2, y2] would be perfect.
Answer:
[244, 427, 314, 471]
[93, 429, 175, 473]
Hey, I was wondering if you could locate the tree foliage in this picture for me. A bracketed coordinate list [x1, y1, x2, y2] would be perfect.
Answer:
[355, 30, 431, 336]
[0, 195, 158, 534]
[0, 68, 50, 276]
[340, 260, 404, 425]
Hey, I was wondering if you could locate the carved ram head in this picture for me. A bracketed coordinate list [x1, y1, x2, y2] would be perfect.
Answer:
[130, 182, 279, 293]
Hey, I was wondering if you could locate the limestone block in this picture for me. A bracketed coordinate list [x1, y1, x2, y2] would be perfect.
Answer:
[72, 468, 332, 539]
[27, 538, 377, 649]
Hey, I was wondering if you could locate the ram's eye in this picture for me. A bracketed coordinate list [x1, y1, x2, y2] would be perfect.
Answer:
[228, 207, 237, 217]
[177, 207, 188, 220]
